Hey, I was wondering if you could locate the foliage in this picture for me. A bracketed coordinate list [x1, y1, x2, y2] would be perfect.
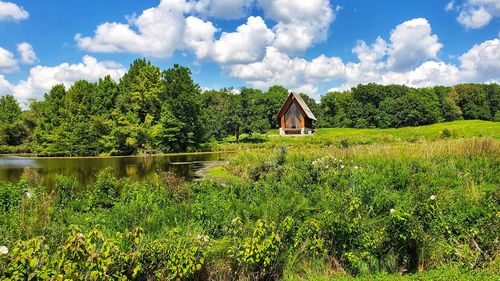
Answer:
[1, 56, 498, 155]
[1, 138, 498, 280]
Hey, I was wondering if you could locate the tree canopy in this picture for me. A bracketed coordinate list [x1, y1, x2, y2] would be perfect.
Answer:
[0, 59, 498, 156]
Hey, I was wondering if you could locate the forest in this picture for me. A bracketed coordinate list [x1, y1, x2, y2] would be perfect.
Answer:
[0, 58, 499, 156]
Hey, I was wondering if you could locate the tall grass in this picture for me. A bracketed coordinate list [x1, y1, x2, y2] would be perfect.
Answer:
[0, 137, 498, 280]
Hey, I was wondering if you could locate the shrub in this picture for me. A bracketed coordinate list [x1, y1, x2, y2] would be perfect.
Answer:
[230, 219, 281, 278]
[54, 175, 78, 205]
[0, 182, 23, 212]
[92, 168, 120, 208]
[441, 128, 452, 138]
[140, 228, 207, 280]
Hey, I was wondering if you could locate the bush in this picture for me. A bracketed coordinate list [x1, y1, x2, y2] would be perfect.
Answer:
[92, 168, 120, 208]
[441, 128, 452, 138]
[140, 228, 207, 280]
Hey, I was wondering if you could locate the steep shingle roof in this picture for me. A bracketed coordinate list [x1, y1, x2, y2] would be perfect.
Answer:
[276, 92, 317, 121]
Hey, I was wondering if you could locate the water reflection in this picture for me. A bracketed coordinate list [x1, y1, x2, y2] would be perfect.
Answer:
[0, 153, 229, 189]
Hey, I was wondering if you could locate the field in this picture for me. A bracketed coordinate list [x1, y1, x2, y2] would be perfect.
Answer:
[1, 120, 499, 280]
[213, 120, 500, 151]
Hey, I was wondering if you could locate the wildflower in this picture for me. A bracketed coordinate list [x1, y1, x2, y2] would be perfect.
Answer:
[353, 165, 359, 170]
[25, 190, 33, 199]
[390, 208, 395, 214]
[0, 246, 8, 255]
[430, 195, 436, 200]
[340, 165, 345, 169]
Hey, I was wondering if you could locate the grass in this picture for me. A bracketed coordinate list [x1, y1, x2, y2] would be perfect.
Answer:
[1, 121, 499, 280]
[212, 120, 500, 151]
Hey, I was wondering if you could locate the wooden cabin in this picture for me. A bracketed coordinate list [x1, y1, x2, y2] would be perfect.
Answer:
[276, 92, 317, 135]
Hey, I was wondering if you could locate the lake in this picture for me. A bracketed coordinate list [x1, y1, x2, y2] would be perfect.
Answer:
[0, 152, 230, 188]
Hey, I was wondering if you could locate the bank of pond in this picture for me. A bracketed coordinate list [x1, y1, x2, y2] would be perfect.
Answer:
[0, 152, 230, 189]
[0, 139, 499, 280]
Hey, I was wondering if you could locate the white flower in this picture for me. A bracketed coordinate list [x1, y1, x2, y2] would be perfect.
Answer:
[353, 166, 359, 170]
[25, 191, 33, 199]
[325, 165, 329, 169]
[340, 165, 345, 169]
[0, 246, 8, 255]
[390, 208, 395, 214]
[430, 195, 436, 200]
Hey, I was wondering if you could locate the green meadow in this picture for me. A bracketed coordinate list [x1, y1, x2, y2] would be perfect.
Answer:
[1, 120, 499, 280]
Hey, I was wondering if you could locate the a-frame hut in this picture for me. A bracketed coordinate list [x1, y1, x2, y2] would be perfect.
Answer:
[276, 92, 316, 135]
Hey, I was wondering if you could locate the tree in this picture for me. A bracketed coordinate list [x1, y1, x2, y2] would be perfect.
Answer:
[151, 105, 184, 152]
[117, 59, 164, 123]
[0, 95, 22, 125]
[162, 64, 203, 151]
[393, 88, 440, 127]
[455, 84, 491, 120]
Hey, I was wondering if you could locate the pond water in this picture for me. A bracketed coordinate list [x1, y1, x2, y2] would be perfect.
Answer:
[0, 152, 230, 189]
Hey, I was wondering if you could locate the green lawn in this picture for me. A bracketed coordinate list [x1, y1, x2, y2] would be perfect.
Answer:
[214, 120, 499, 151]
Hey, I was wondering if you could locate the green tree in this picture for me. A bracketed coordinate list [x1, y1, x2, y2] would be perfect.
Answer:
[393, 88, 440, 127]
[162, 64, 203, 151]
[151, 105, 184, 152]
[117, 59, 164, 123]
[0, 95, 22, 125]
[455, 84, 491, 120]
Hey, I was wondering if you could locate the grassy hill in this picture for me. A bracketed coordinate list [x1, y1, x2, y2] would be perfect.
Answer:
[213, 120, 499, 151]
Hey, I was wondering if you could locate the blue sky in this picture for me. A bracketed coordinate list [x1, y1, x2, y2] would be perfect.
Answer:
[0, 0, 499, 105]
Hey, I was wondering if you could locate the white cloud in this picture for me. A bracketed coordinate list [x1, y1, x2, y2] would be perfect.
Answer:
[75, 0, 336, 63]
[459, 38, 500, 81]
[75, 0, 188, 57]
[259, 0, 334, 54]
[10, 56, 126, 107]
[208, 16, 274, 64]
[0, 74, 13, 95]
[455, 0, 500, 29]
[0, 47, 18, 73]
[382, 61, 461, 87]
[445, 1, 455, 11]
[387, 18, 442, 71]
[184, 16, 217, 59]
[16, 42, 37, 64]
[189, 0, 253, 19]
[227, 46, 344, 98]
[305, 55, 345, 81]
[0, 1, 29, 21]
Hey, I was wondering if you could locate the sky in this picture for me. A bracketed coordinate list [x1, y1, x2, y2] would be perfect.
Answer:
[0, 0, 499, 106]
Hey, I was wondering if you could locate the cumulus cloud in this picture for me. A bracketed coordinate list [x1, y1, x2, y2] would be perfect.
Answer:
[259, 0, 334, 54]
[0, 1, 29, 21]
[76, 0, 336, 59]
[305, 55, 345, 81]
[454, 0, 500, 29]
[208, 16, 274, 64]
[17, 42, 37, 64]
[0, 74, 12, 94]
[5, 56, 126, 107]
[459, 38, 500, 81]
[387, 18, 442, 71]
[184, 16, 217, 59]
[75, 0, 188, 57]
[0, 47, 18, 73]
[227, 46, 343, 98]
[189, 0, 253, 19]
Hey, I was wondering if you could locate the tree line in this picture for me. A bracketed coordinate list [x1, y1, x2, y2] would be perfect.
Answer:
[0, 59, 498, 156]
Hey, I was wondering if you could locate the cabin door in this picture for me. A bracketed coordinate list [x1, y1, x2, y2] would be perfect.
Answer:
[285, 102, 302, 128]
